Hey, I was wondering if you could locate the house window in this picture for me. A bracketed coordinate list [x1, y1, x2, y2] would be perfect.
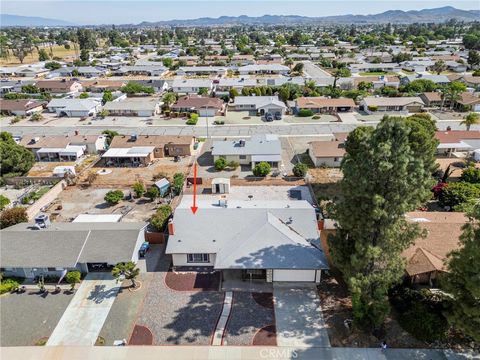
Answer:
[47, 267, 56, 272]
[239, 155, 246, 160]
[187, 254, 210, 263]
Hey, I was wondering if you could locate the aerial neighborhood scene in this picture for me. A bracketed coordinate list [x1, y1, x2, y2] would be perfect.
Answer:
[1, 0, 480, 359]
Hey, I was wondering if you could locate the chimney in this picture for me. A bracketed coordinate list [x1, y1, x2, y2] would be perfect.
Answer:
[167, 218, 174, 235]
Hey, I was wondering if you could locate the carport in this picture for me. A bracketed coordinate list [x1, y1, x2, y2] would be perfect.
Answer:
[251, 154, 282, 169]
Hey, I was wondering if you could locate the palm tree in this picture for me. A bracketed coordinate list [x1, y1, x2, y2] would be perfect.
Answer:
[112, 261, 140, 288]
[461, 112, 480, 131]
[431, 60, 447, 75]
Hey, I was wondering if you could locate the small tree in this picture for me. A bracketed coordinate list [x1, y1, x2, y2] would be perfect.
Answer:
[79, 92, 89, 99]
[215, 158, 227, 171]
[253, 162, 271, 177]
[132, 181, 146, 198]
[65, 271, 81, 291]
[38, 48, 49, 61]
[30, 112, 43, 122]
[197, 87, 209, 95]
[460, 112, 480, 131]
[162, 92, 177, 108]
[0, 195, 10, 210]
[150, 204, 172, 231]
[102, 90, 113, 103]
[0, 207, 28, 229]
[228, 160, 239, 170]
[98, 109, 108, 118]
[146, 186, 160, 201]
[460, 164, 480, 184]
[293, 162, 308, 178]
[172, 173, 185, 195]
[102, 130, 119, 146]
[112, 261, 140, 288]
[104, 190, 124, 205]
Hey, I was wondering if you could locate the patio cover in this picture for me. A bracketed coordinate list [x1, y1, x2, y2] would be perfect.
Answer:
[102, 146, 154, 158]
[251, 154, 282, 162]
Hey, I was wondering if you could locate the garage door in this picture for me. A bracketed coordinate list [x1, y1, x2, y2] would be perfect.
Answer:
[273, 269, 316, 282]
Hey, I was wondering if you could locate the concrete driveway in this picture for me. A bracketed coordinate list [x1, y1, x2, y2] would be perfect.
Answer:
[273, 285, 330, 348]
[47, 272, 121, 346]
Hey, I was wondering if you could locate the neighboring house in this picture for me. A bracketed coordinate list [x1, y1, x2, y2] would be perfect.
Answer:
[56, 66, 107, 78]
[103, 98, 161, 117]
[403, 212, 466, 285]
[420, 92, 443, 107]
[435, 130, 480, 156]
[170, 95, 225, 116]
[401, 74, 450, 86]
[171, 79, 214, 95]
[80, 80, 126, 93]
[0, 99, 45, 116]
[313, 77, 354, 90]
[176, 66, 227, 77]
[295, 97, 356, 114]
[237, 64, 290, 75]
[257, 76, 305, 87]
[445, 61, 468, 73]
[400, 60, 435, 73]
[353, 75, 400, 89]
[19, 134, 106, 161]
[165, 197, 328, 283]
[212, 134, 282, 169]
[448, 75, 480, 89]
[360, 96, 425, 113]
[0, 221, 147, 279]
[308, 141, 345, 167]
[453, 92, 480, 112]
[102, 134, 195, 166]
[231, 96, 287, 115]
[113, 65, 168, 76]
[2, 66, 50, 78]
[349, 63, 401, 74]
[46, 99, 101, 117]
[36, 79, 83, 94]
[215, 78, 257, 96]
[133, 80, 169, 93]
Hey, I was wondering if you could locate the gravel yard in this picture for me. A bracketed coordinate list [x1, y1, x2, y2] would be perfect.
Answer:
[223, 292, 275, 346]
[0, 291, 74, 346]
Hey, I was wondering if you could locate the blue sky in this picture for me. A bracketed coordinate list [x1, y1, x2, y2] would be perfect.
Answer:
[2, 0, 478, 25]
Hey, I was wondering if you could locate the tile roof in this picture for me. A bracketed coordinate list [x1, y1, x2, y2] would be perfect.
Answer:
[296, 97, 355, 108]
[109, 135, 194, 148]
[309, 141, 346, 158]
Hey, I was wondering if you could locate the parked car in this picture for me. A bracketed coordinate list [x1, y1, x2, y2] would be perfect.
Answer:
[274, 112, 282, 120]
[265, 113, 274, 122]
[138, 241, 150, 258]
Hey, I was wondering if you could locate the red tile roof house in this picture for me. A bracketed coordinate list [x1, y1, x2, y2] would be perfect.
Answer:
[35, 79, 83, 94]
[170, 95, 225, 117]
[0, 99, 45, 116]
[295, 97, 356, 114]
[435, 130, 480, 156]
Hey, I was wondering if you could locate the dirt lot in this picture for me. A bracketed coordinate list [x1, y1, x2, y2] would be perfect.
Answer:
[27, 156, 98, 177]
[0, 45, 77, 66]
[80, 157, 191, 187]
[45, 186, 160, 222]
[436, 157, 477, 180]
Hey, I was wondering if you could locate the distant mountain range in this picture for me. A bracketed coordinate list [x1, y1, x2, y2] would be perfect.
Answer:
[0, 14, 76, 27]
[138, 6, 480, 27]
[1, 6, 479, 28]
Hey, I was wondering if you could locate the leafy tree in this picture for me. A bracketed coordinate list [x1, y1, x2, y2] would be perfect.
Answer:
[146, 186, 160, 201]
[121, 81, 154, 95]
[358, 81, 373, 91]
[45, 61, 61, 70]
[104, 190, 124, 205]
[431, 60, 447, 75]
[112, 261, 140, 288]
[38, 48, 49, 61]
[328, 117, 434, 329]
[293, 162, 308, 178]
[404, 79, 437, 93]
[162, 92, 177, 108]
[442, 206, 480, 342]
[30, 113, 43, 122]
[102, 90, 113, 103]
[98, 109, 108, 118]
[228, 160, 239, 170]
[439, 182, 480, 210]
[292, 62, 304, 74]
[150, 204, 172, 231]
[21, 84, 39, 93]
[229, 88, 239, 99]
[404, 114, 439, 174]
[253, 162, 271, 177]
[79, 92, 89, 99]
[132, 181, 146, 198]
[460, 112, 480, 131]
[102, 130, 119, 146]
[467, 50, 480, 68]
[172, 173, 185, 194]
[162, 57, 173, 68]
[442, 81, 467, 110]
[0, 195, 10, 210]
[0, 207, 28, 229]
[332, 68, 351, 88]
[214, 158, 227, 171]
[0, 132, 35, 177]
[197, 87, 209, 95]
[65, 271, 81, 291]
[461, 164, 480, 184]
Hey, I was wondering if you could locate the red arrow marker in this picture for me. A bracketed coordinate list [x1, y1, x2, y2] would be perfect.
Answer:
[190, 162, 198, 214]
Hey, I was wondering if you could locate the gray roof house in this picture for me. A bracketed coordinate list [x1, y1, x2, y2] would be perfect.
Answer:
[401, 74, 450, 86]
[231, 96, 287, 115]
[212, 134, 282, 169]
[171, 79, 214, 94]
[166, 197, 328, 283]
[103, 98, 161, 117]
[46, 98, 101, 117]
[238, 64, 290, 75]
[0, 221, 147, 279]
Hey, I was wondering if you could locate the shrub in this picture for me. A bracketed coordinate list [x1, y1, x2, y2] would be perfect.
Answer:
[298, 109, 314, 117]
[30, 112, 43, 122]
[460, 165, 480, 184]
[0, 207, 28, 229]
[79, 92, 89, 99]
[439, 182, 480, 210]
[293, 162, 309, 178]
[104, 190, 124, 205]
[215, 158, 227, 171]
[214, 120, 225, 125]
[0, 194, 10, 210]
[0, 278, 20, 294]
[186, 117, 198, 125]
[312, 115, 321, 120]
[150, 204, 172, 231]
[190, 113, 199, 121]
[367, 105, 378, 112]
[172, 173, 185, 194]
[228, 161, 239, 170]
[132, 181, 146, 198]
[146, 186, 160, 200]
[253, 162, 271, 177]
[65, 271, 81, 290]
[10, 116, 22, 124]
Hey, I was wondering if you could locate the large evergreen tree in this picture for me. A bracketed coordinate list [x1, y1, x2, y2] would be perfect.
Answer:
[328, 116, 435, 328]
[442, 206, 480, 342]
